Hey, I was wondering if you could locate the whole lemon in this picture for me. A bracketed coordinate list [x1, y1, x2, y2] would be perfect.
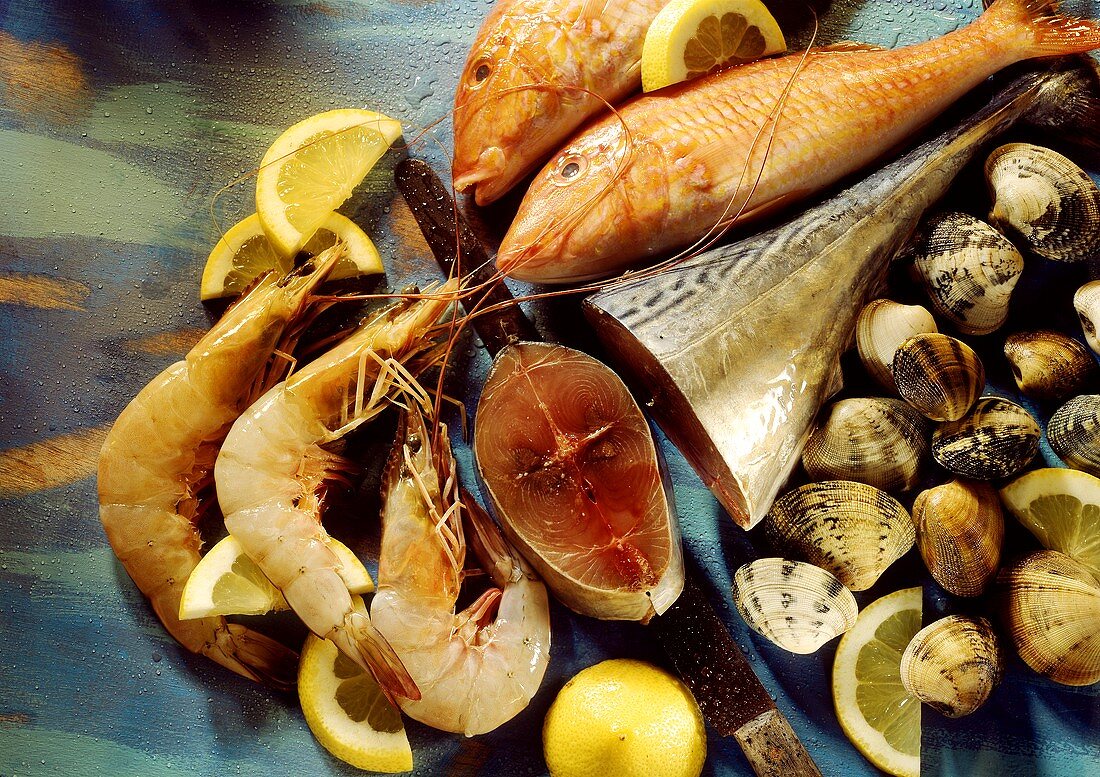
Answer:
[542, 658, 706, 777]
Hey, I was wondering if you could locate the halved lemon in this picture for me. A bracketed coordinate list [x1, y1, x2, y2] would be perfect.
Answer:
[641, 0, 786, 92]
[1000, 467, 1100, 581]
[179, 535, 374, 620]
[832, 587, 921, 777]
[256, 108, 402, 257]
[200, 211, 383, 300]
[299, 632, 412, 773]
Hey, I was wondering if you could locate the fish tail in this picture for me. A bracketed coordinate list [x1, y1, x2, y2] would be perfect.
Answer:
[983, 0, 1100, 57]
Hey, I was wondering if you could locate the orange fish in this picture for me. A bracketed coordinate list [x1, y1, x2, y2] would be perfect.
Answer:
[495, 0, 1100, 284]
[452, 0, 670, 205]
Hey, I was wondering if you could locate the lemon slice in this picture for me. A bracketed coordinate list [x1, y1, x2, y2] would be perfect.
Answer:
[542, 658, 706, 777]
[180, 535, 374, 619]
[299, 632, 412, 773]
[256, 108, 402, 257]
[832, 587, 921, 777]
[1000, 467, 1100, 581]
[641, 0, 786, 92]
[200, 212, 383, 300]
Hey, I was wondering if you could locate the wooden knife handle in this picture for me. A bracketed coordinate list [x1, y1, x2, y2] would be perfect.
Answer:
[734, 708, 823, 777]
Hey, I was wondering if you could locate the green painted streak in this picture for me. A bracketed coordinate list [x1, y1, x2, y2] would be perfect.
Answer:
[0, 729, 188, 777]
[83, 82, 277, 151]
[0, 130, 192, 248]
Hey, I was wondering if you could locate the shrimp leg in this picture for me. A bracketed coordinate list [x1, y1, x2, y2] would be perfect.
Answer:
[98, 247, 343, 689]
[216, 280, 459, 701]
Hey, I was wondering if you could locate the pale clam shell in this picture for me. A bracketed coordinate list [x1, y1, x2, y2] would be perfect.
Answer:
[1003, 329, 1097, 402]
[893, 333, 985, 422]
[998, 550, 1100, 686]
[1074, 280, 1100, 356]
[802, 397, 929, 492]
[1048, 394, 1100, 476]
[986, 143, 1100, 263]
[856, 299, 938, 390]
[913, 212, 1023, 336]
[901, 615, 1004, 718]
[764, 481, 916, 591]
[932, 397, 1040, 480]
[913, 480, 1003, 597]
[732, 558, 858, 654]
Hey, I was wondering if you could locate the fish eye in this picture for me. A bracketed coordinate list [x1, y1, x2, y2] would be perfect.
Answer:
[471, 59, 492, 85]
[553, 154, 588, 185]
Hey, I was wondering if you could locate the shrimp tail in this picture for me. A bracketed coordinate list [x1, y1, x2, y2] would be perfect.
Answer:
[331, 609, 423, 703]
[983, 0, 1100, 56]
[463, 490, 531, 588]
[203, 622, 300, 691]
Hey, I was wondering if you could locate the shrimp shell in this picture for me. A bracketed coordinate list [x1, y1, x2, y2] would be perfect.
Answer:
[98, 249, 341, 688]
[371, 408, 551, 735]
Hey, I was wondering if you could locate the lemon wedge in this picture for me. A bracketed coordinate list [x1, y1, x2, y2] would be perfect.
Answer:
[200, 212, 382, 301]
[180, 535, 374, 620]
[299, 632, 412, 773]
[256, 108, 402, 257]
[543, 658, 706, 777]
[832, 587, 921, 777]
[1000, 467, 1100, 581]
[641, 0, 785, 92]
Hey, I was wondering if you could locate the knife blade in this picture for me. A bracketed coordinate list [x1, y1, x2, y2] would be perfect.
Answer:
[395, 157, 821, 776]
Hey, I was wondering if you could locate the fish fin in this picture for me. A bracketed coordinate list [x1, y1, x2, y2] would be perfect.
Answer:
[1027, 55, 1100, 152]
[983, 0, 1100, 57]
[720, 188, 813, 228]
[814, 41, 888, 53]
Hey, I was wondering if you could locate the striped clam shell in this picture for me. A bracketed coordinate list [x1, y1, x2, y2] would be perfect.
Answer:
[913, 480, 1003, 597]
[901, 615, 1004, 718]
[1004, 330, 1097, 403]
[732, 558, 858, 654]
[764, 481, 916, 591]
[1074, 280, 1100, 356]
[998, 550, 1100, 686]
[1048, 394, 1100, 477]
[802, 397, 929, 492]
[893, 333, 985, 422]
[932, 397, 1040, 480]
[856, 299, 939, 390]
[986, 143, 1100, 263]
[913, 212, 1023, 336]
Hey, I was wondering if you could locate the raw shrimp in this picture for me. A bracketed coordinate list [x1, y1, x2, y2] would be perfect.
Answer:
[97, 247, 341, 689]
[371, 405, 551, 736]
[215, 280, 459, 701]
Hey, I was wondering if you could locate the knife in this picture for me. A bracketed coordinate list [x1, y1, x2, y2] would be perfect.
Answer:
[395, 157, 822, 777]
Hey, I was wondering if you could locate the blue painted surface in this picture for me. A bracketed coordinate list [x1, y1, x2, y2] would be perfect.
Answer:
[0, 0, 1098, 775]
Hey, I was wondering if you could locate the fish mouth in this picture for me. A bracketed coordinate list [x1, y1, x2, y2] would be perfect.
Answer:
[453, 146, 508, 205]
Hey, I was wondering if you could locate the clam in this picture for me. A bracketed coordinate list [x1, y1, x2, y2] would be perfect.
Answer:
[912, 212, 1024, 335]
[913, 480, 1003, 597]
[856, 299, 938, 390]
[732, 558, 858, 654]
[931, 397, 1040, 480]
[1003, 330, 1097, 402]
[1074, 280, 1100, 356]
[802, 398, 929, 492]
[998, 550, 1100, 686]
[900, 615, 1004, 718]
[985, 143, 1100, 263]
[1048, 395, 1100, 476]
[892, 333, 985, 422]
[764, 481, 915, 591]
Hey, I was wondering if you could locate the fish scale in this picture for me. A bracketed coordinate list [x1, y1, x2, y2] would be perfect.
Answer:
[585, 57, 1100, 529]
[498, 0, 1100, 282]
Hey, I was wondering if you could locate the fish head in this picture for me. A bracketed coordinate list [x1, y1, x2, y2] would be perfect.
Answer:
[496, 123, 669, 284]
[452, 23, 577, 205]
